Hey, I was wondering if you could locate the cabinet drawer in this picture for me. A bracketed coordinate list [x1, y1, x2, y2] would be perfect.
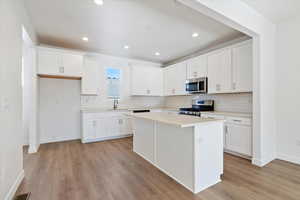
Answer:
[201, 114, 225, 120]
[226, 117, 251, 126]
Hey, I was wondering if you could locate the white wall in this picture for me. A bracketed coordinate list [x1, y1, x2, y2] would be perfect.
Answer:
[165, 93, 252, 113]
[39, 78, 81, 144]
[38, 52, 164, 144]
[22, 28, 39, 154]
[81, 53, 165, 109]
[276, 15, 300, 164]
[179, 0, 277, 167]
[0, 0, 37, 199]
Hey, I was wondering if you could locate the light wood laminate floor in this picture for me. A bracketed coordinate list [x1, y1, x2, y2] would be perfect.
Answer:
[17, 137, 300, 200]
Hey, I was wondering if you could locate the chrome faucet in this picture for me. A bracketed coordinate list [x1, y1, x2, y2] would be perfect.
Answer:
[113, 99, 119, 110]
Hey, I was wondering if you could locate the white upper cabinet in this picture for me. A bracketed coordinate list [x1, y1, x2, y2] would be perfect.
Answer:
[164, 62, 187, 96]
[232, 41, 253, 92]
[207, 48, 232, 94]
[207, 40, 253, 94]
[81, 57, 99, 95]
[38, 50, 61, 75]
[62, 53, 83, 77]
[187, 55, 207, 79]
[131, 65, 163, 96]
[38, 47, 83, 77]
[163, 66, 174, 96]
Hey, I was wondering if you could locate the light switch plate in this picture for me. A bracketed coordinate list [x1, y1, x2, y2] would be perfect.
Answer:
[0, 97, 9, 112]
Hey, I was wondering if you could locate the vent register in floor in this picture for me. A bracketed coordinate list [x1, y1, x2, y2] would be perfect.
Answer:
[14, 193, 31, 200]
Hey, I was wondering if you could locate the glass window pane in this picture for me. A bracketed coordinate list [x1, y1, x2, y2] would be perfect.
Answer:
[106, 68, 121, 99]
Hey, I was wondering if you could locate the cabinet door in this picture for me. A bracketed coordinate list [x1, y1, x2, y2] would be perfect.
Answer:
[119, 117, 132, 135]
[38, 50, 61, 75]
[187, 55, 207, 79]
[107, 117, 120, 137]
[174, 62, 187, 95]
[84, 120, 97, 140]
[131, 66, 163, 96]
[164, 63, 187, 96]
[208, 49, 232, 93]
[82, 58, 99, 95]
[146, 67, 163, 96]
[232, 42, 252, 92]
[95, 118, 107, 138]
[225, 124, 252, 156]
[96, 117, 121, 138]
[62, 53, 83, 77]
[163, 67, 173, 96]
[131, 66, 148, 96]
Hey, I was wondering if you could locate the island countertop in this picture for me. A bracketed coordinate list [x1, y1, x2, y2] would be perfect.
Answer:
[130, 112, 223, 128]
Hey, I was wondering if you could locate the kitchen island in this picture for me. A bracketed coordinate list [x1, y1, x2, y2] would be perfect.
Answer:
[131, 112, 224, 194]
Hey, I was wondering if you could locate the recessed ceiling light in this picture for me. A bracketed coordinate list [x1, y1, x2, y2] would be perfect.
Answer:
[155, 52, 160, 56]
[94, 0, 104, 6]
[124, 45, 130, 49]
[82, 37, 89, 42]
[192, 33, 199, 38]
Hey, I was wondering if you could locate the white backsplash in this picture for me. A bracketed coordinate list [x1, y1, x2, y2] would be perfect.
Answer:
[165, 93, 253, 113]
[81, 95, 165, 109]
[82, 93, 252, 113]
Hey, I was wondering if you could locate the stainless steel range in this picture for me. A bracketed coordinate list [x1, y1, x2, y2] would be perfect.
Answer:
[179, 100, 214, 117]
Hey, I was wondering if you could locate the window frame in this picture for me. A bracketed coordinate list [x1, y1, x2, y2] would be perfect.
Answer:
[105, 67, 122, 100]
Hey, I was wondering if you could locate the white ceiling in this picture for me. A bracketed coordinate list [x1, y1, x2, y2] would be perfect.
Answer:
[240, 0, 300, 23]
[25, 0, 245, 64]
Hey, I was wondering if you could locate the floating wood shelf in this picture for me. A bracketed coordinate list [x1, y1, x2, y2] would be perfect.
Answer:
[38, 74, 82, 80]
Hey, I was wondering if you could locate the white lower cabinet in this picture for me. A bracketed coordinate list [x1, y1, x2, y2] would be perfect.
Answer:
[82, 112, 133, 143]
[225, 123, 252, 157]
[84, 120, 97, 140]
[201, 113, 252, 158]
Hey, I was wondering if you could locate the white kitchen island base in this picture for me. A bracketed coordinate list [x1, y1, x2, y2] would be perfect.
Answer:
[132, 113, 224, 194]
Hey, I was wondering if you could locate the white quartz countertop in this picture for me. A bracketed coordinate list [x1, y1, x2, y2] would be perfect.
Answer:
[80, 107, 251, 118]
[80, 107, 179, 113]
[130, 112, 224, 128]
[200, 111, 252, 118]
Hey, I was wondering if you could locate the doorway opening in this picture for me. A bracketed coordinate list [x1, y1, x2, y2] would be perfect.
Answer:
[22, 27, 39, 154]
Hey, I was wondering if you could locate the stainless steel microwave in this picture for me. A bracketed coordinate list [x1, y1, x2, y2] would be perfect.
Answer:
[186, 77, 207, 94]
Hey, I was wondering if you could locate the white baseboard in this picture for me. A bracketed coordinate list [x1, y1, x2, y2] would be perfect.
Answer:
[133, 150, 221, 194]
[28, 144, 40, 154]
[82, 134, 133, 144]
[4, 170, 24, 200]
[224, 150, 252, 160]
[277, 153, 300, 165]
[40, 136, 81, 144]
[252, 155, 276, 167]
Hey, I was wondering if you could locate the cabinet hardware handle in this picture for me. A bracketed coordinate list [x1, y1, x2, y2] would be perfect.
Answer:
[59, 66, 64, 73]
[232, 82, 236, 90]
[216, 84, 221, 91]
[233, 120, 242, 122]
